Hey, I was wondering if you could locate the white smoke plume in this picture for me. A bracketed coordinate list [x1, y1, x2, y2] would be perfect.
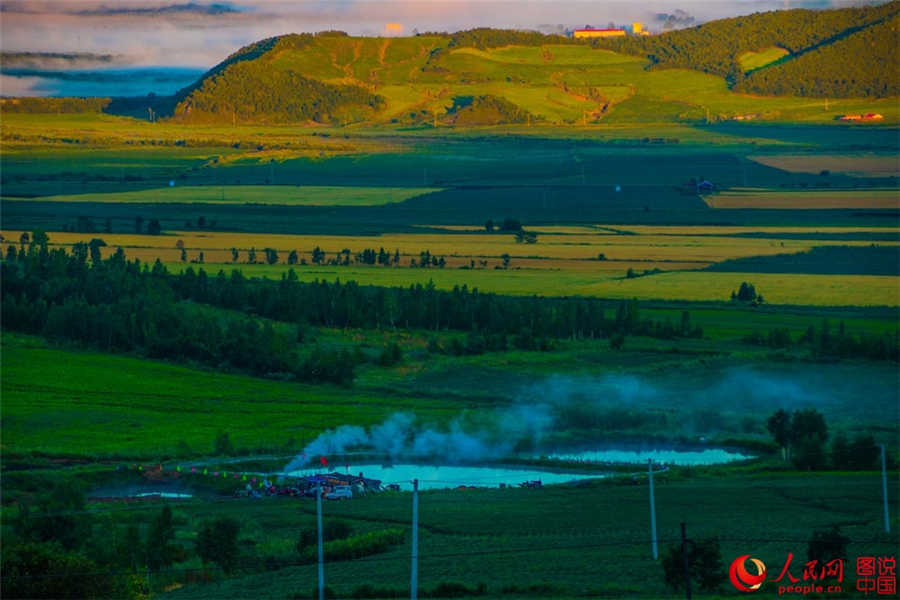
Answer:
[283, 365, 891, 473]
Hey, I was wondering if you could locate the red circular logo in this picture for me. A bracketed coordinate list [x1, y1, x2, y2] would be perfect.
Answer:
[729, 555, 767, 592]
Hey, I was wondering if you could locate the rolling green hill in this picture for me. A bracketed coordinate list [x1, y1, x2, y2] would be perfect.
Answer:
[4, 4, 898, 125]
[160, 2, 898, 126]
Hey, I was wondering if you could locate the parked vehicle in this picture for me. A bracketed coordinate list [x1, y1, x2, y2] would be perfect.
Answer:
[325, 485, 352, 500]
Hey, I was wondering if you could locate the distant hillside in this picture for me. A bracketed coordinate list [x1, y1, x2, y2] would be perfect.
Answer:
[13, 6, 897, 126]
[597, 1, 900, 97]
[737, 15, 899, 97]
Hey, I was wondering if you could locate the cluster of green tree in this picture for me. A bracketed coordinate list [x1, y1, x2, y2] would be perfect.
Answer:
[411, 250, 447, 268]
[661, 537, 725, 593]
[165, 263, 701, 343]
[596, 1, 900, 96]
[766, 408, 828, 469]
[765, 408, 888, 471]
[178, 61, 385, 124]
[447, 95, 534, 126]
[1, 242, 354, 385]
[4, 481, 246, 599]
[356, 247, 401, 266]
[305, 247, 444, 267]
[743, 318, 898, 361]
[0, 97, 111, 113]
[447, 28, 580, 50]
[730, 281, 764, 304]
[661, 525, 853, 594]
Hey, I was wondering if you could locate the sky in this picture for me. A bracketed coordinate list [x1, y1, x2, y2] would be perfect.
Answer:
[0, 0, 879, 68]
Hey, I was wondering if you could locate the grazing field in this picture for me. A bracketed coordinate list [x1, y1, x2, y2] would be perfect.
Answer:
[705, 187, 900, 209]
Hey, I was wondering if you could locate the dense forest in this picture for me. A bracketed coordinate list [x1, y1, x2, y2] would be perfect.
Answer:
[596, 1, 900, 97]
[0, 97, 111, 114]
[446, 28, 579, 49]
[736, 15, 900, 98]
[448, 95, 534, 125]
[174, 61, 384, 124]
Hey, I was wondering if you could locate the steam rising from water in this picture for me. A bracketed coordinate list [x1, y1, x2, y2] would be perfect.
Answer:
[283, 366, 894, 473]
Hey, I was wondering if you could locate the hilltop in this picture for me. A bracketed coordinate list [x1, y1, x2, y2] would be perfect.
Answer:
[3, 2, 898, 126]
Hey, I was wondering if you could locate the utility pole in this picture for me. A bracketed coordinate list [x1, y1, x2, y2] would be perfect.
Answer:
[681, 522, 693, 600]
[317, 481, 325, 600]
[649, 459, 658, 560]
[411, 479, 419, 600]
[882, 445, 891, 533]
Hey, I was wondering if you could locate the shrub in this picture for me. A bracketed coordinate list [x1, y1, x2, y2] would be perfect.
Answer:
[300, 528, 403, 563]
[379, 342, 403, 366]
[808, 526, 849, 564]
[661, 537, 726, 592]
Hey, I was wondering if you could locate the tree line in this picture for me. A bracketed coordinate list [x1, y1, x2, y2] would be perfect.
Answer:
[2, 237, 704, 382]
[742, 318, 898, 362]
[766, 408, 891, 471]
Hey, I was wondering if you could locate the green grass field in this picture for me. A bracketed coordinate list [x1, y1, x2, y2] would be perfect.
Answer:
[2, 185, 439, 206]
[151, 471, 897, 599]
[738, 46, 791, 72]
[0, 334, 461, 458]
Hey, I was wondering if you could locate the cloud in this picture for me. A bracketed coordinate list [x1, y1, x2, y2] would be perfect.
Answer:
[1, 0, 890, 68]
[75, 2, 243, 16]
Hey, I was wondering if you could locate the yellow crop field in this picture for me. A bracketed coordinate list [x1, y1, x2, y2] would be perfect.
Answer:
[7, 229, 896, 268]
[706, 188, 900, 209]
[11, 229, 891, 265]
[156, 262, 899, 307]
[748, 154, 900, 178]
[570, 272, 900, 307]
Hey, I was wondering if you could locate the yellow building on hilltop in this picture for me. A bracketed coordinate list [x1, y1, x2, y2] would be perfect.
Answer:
[573, 27, 626, 38]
